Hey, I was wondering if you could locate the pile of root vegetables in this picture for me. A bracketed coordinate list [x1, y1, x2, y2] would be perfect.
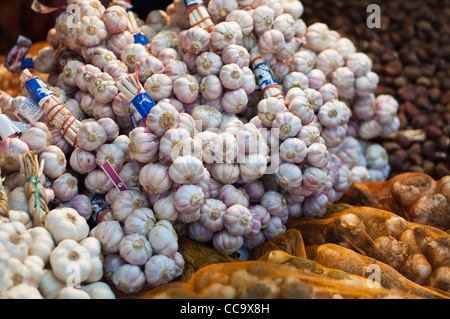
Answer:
[0, 0, 400, 297]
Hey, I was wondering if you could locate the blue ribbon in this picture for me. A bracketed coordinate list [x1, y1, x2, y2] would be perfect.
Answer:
[24, 77, 54, 104]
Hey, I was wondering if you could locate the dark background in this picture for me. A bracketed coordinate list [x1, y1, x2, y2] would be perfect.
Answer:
[0, 0, 173, 55]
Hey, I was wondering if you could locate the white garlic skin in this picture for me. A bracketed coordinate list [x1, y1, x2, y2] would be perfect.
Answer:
[223, 204, 253, 236]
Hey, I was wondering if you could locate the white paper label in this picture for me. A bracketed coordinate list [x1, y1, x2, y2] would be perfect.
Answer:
[14, 95, 45, 124]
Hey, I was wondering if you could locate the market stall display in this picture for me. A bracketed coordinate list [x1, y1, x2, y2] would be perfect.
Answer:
[0, 0, 448, 299]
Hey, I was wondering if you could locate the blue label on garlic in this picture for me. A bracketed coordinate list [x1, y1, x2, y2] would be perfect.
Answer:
[25, 77, 54, 104]
[253, 62, 277, 92]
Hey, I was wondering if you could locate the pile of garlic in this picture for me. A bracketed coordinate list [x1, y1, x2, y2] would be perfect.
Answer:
[0, 208, 115, 299]
[0, 0, 401, 296]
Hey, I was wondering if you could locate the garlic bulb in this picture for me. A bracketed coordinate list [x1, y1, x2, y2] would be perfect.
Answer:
[212, 229, 243, 255]
[139, 163, 172, 195]
[0, 221, 32, 261]
[180, 27, 211, 54]
[128, 127, 159, 163]
[221, 88, 248, 114]
[112, 264, 146, 294]
[95, 143, 125, 172]
[218, 185, 249, 208]
[199, 198, 227, 233]
[44, 207, 89, 244]
[225, 9, 254, 35]
[288, 95, 314, 125]
[121, 43, 150, 72]
[144, 254, 177, 287]
[119, 234, 153, 265]
[144, 74, 173, 102]
[70, 147, 97, 174]
[52, 173, 78, 202]
[174, 184, 205, 215]
[223, 204, 253, 236]
[210, 21, 243, 51]
[196, 52, 223, 77]
[279, 137, 307, 164]
[169, 155, 205, 185]
[65, 194, 92, 220]
[272, 112, 302, 140]
[260, 190, 288, 217]
[191, 104, 223, 133]
[124, 207, 156, 237]
[148, 220, 179, 256]
[84, 169, 114, 194]
[111, 189, 149, 223]
[275, 163, 303, 192]
[219, 63, 245, 90]
[90, 220, 124, 254]
[262, 216, 286, 239]
[76, 121, 107, 152]
[39, 145, 67, 179]
[0, 138, 29, 174]
[306, 143, 329, 168]
[20, 123, 53, 155]
[102, 5, 128, 34]
[257, 97, 288, 127]
[153, 193, 179, 223]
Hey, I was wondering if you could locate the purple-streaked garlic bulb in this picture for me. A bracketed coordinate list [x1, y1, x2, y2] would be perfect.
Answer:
[191, 104, 223, 133]
[219, 63, 244, 90]
[148, 220, 178, 256]
[196, 52, 223, 77]
[84, 169, 114, 195]
[210, 21, 243, 51]
[212, 229, 243, 255]
[119, 234, 153, 266]
[128, 127, 159, 163]
[144, 74, 173, 102]
[102, 5, 128, 34]
[302, 194, 328, 218]
[70, 147, 97, 175]
[263, 216, 286, 239]
[111, 189, 149, 223]
[218, 184, 250, 208]
[76, 16, 108, 47]
[279, 137, 307, 164]
[144, 254, 177, 287]
[288, 95, 315, 125]
[186, 221, 215, 243]
[275, 163, 303, 193]
[90, 220, 124, 254]
[225, 9, 254, 35]
[174, 184, 205, 215]
[260, 190, 288, 217]
[306, 142, 329, 168]
[223, 204, 253, 236]
[95, 143, 125, 172]
[173, 74, 199, 104]
[199, 198, 227, 233]
[221, 88, 248, 114]
[124, 207, 156, 237]
[180, 27, 211, 55]
[139, 163, 172, 195]
[272, 112, 302, 140]
[65, 194, 92, 220]
[52, 172, 78, 202]
[76, 120, 107, 152]
[257, 97, 288, 127]
[169, 155, 205, 185]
